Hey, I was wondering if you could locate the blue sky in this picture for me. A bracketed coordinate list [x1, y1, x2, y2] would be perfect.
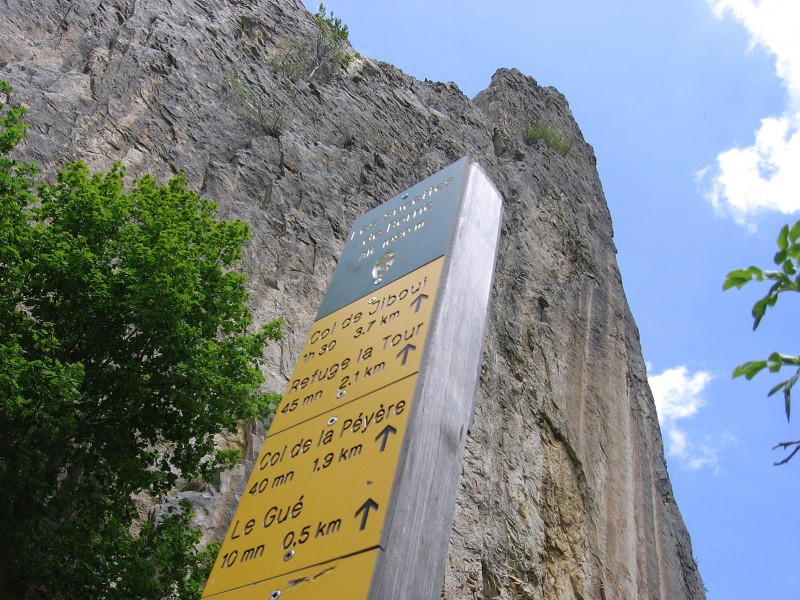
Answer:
[303, 1, 800, 597]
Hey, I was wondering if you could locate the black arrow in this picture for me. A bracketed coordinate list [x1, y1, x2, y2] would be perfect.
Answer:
[355, 498, 379, 531]
[410, 293, 429, 313]
[396, 343, 416, 366]
[375, 425, 397, 452]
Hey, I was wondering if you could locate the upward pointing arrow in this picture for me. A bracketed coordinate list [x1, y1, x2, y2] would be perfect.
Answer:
[355, 498, 379, 531]
[410, 293, 429, 313]
[375, 425, 397, 452]
[396, 343, 416, 366]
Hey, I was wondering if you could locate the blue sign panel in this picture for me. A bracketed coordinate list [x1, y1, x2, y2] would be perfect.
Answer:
[316, 157, 468, 319]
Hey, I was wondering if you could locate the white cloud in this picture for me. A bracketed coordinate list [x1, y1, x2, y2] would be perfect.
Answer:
[701, 0, 800, 225]
[650, 365, 712, 423]
[667, 428, 689, 458]
[648, 365, 727, 470]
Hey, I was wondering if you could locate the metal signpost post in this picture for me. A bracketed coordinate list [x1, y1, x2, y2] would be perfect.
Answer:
[202, 157, 503, 599]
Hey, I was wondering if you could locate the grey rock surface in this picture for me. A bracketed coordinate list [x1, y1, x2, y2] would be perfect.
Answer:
[1, 0, 705, 597]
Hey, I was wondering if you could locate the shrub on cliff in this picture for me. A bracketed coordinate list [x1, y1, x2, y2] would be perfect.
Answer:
[270, 3, 358, 82]
[524, 119, 572, 157]
[0, 81, 281, 599]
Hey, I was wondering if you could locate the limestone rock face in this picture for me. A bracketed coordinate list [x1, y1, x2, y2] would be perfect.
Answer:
[1, 0, 705, 598]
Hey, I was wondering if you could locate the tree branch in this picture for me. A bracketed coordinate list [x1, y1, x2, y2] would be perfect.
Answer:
[773, 440, 800, 465]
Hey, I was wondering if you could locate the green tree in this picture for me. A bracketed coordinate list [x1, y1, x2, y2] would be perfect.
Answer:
[0, 82, 281, 598]
[724, 220, 800, 465]
[309, 3, 357, 78]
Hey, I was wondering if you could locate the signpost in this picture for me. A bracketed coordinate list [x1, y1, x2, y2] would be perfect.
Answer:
[202, 157, 503, 599]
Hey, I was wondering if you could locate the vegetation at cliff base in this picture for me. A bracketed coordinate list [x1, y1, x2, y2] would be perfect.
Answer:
[0, 81, 281, 598]
[724, 220, 800, 464]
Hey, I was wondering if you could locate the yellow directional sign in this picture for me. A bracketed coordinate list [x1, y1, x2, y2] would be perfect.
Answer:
[202, 258, 444, 598]
[202, 156, 501, 600]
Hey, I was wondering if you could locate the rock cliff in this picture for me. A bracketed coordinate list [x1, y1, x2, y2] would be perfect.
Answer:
[1, 0, 705, 597]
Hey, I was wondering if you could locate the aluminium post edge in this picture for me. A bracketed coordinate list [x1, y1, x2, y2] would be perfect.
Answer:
[367, 158, 504, 598]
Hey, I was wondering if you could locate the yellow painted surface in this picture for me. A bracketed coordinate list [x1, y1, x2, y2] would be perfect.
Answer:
[202, 259, 444, 598]
[269, 257, 443, 432]
[202, 549, 379, 600]
[203, 376, 416, 596]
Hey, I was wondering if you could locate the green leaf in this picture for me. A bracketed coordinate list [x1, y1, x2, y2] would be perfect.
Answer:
[768, 380, 788, 396]
[723, 267, 763, 290]
[777, 223, 789, 252]
[786, 387, 792, 422]
[782, 370, 800, 422]
[751, 297, 770, 329]
[733, 360, 768, 380]
[774, 248, 787, 265]
[767, 352, 784, 372]
[790, 220, 800, 243]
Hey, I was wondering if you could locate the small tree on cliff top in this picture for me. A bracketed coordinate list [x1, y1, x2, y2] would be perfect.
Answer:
[270, 3, 358, 81]
[0, 81, 281, 598]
